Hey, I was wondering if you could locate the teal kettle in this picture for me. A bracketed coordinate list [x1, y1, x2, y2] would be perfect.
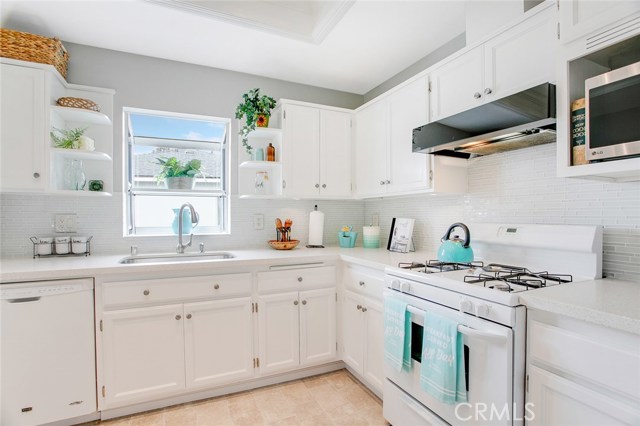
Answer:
[437, 223, 474, 263]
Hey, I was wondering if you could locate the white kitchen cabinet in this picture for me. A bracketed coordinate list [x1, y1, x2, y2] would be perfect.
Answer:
[356, 75, 466, 198]
[184, 297, 254, 389]
[102, 304, 186, 407]
[0, 63, 47, 192]
[558, 0, 640, 44]
[0, 58, 115, 195]
[526, 310, 640, 425]
[257, 266, 337, 376]
[341, 264, 386, 395]
[98, 273, 254, 409]
[281, 101, 352, 198]
[430, 4, 556, 122]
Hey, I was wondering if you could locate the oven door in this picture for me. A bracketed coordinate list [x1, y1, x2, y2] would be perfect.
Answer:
[383, 289, 515, 426]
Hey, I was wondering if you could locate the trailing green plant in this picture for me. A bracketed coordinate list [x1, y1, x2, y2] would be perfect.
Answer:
[235, 88, 277, 154]
[50, 127, 87, 149]
[155, 157, 202, 183]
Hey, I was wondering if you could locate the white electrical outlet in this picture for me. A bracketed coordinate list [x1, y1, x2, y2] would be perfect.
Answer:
[55, 214, 77, 233]
[253, 214, 264, 230]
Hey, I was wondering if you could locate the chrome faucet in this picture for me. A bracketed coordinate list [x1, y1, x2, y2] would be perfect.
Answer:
[176, 202, 199, 254]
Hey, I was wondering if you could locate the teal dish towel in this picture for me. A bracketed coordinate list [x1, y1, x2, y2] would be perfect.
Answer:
[420, 311, 467, 404]
[383, 298, 411, 371]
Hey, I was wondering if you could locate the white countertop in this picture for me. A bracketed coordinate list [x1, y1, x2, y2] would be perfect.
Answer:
[2, 247, 638, 335]
[520, 279, 640, 335]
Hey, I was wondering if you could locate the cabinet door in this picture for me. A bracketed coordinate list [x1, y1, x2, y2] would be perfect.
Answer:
[387, 76, 430, 194]
[363, 299, 385, 395]
[429, 46, 483, 121]
[559, 0, 640, 44]
[102, 304, 185, 407]
[319, 109, 352, 198]
[282, 104, 320, 197]
[342, 291, 365, 374]
[527, 365, 640, 425]
[0, 64, 46, 192]
[355, 101, 388, 197]
[258, 292, 300, 375]
[184, 297, 254, 389]
[484, 6, 556, 101]
[300, 288, 337, 366]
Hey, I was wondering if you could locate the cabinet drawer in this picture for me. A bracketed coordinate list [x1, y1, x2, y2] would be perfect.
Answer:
[529, 320, 640, 399]
[343, 265, 384, 300]
[257, 266, 335, 293]
[103, 273, 252, 308]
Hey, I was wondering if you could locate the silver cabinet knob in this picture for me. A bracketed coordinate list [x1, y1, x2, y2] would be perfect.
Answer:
[294, 300, 299, 306]
[359, 281, 365, 286]
[143, 289, 150, 296]
[186, 314, 192, 319]
[297, 277, 303, 282]
[356, 304, 362, 310]
[474, 92, 481, 99]
[175, 315, 182, 320]
[385, 180, 391, 184]
[315, 184, 320, 188]
[380, 181, 385, 185]
[361, 307, 368, 312]
[484, 88, 492, 95]
[302, 300, 307, 305]
[322, 184, 326, 188]
[214, 284, 220, 290]
[33, 172, 40, 178]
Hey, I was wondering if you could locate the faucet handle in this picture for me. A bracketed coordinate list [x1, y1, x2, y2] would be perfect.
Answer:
[199, 242, 205, 253]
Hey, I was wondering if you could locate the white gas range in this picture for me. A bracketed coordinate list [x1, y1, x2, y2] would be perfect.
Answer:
[382, 224, 602, 426]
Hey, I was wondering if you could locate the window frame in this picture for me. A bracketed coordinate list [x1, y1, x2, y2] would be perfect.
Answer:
[122, 107, 231, 237]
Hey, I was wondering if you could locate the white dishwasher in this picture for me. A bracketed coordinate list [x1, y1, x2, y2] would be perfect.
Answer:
[1, 278, 97, 426]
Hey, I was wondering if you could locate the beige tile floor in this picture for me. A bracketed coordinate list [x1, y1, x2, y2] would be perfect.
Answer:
[94, 369, 388, 426]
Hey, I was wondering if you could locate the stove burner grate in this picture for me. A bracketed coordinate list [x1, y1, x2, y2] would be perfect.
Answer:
[398, 260, 484, 273]
[464, 263, 573, 292]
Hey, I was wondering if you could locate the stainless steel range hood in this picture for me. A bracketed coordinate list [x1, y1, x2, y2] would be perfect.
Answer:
[412, 83, 556, 158]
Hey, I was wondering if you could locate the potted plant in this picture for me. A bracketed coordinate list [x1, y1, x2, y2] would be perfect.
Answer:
[235, 88, 277, 155]
[155, 157, 202, 190]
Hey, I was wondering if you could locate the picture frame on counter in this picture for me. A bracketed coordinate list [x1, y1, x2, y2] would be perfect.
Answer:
[387, 217, 415, 253]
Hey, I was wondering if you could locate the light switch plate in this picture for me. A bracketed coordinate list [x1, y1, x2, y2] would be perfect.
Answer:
[253, 214, 264, 230]
[55, 214, 77, 233]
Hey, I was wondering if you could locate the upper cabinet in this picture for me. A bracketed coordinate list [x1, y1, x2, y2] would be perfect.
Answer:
[280, 101, 352, 199]
[430, 4, 556, 122]
[355, 75, 467, 198]
[558, 0, 640, 44]
[0, 58, 115, 196]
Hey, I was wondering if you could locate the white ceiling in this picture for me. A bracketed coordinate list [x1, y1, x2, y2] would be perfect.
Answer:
[0, 0, 467, 94]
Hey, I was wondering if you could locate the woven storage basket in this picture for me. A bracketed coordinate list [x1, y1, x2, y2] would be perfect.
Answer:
[0, 28, 69, 78]
[57, 97, 101, 112]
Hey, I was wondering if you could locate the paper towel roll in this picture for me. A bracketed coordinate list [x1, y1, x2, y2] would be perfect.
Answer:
[308, 206, 324, 247]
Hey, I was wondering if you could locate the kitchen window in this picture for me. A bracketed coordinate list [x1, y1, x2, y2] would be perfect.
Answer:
[124, 108, 230, 236]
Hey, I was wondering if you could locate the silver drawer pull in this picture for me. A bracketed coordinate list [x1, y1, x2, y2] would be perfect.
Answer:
[361, 307, 368, 312]
[302, 300, 307, 305]
[143, 289, 150, 296]
[297, 277, 303, 282]
[214, 284, 220, 290]
[186, 314, 192, 319]
[294, 300, 299, 306]
[175, 315, 182, 320]
[359, 281, 365, 286]
[356, 304, 362, 310]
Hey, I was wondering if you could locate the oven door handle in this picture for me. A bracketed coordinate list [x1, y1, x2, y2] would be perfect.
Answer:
[457, 324, 507, 343]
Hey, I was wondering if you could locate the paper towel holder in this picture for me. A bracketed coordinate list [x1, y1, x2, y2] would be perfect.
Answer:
[306, 205, 325, 248]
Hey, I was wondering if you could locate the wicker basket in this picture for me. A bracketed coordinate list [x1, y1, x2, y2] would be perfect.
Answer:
[57, 97, 101, 112]
[0, 28, 69, 78]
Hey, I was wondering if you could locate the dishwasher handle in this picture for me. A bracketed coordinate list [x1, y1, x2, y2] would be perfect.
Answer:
[7, 297, 41, 303]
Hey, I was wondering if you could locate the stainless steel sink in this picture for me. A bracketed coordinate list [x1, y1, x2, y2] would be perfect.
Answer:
[118, 252, 235, 264]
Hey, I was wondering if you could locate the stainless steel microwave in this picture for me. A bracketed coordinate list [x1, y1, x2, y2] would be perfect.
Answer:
[585, 61, 640, 162]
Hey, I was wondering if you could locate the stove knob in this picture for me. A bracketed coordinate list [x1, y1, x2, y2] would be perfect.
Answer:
[476, 303, 491, 317]
[390, 280, 401, 290]
[400, 282, 411, 293]
[459, 299, 473, 313]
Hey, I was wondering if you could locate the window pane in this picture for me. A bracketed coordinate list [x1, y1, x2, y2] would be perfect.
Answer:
[132, 195, 223, 235]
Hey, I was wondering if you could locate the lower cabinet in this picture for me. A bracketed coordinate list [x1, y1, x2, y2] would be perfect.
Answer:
[526, 310, 640, 425]
[99, 273, 254, 409]
[342, 290, 384, 394]
[258, 287, 337, 376]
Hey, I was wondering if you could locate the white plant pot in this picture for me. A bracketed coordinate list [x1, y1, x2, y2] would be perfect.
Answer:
[165, 177, 196, 190]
